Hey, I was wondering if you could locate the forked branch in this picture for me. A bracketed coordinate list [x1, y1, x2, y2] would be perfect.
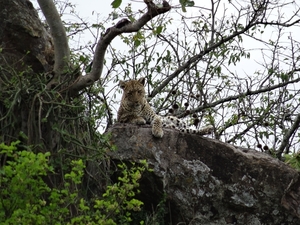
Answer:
[67, 0, 171, 96]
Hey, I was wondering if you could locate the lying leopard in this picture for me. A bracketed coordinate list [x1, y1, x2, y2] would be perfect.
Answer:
[117, 77, 213, 138]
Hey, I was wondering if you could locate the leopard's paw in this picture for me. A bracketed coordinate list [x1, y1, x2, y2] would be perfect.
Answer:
[152, 127, 164, 138]
[133, 117, 146, 125]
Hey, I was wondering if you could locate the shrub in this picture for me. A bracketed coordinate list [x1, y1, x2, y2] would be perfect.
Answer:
[0, 141, 146, 224]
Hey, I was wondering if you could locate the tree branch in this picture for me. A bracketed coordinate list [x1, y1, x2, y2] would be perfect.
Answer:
[149, 5, 300, 99]
[68, 0, 171, 96]
[178, 71, 300, 117]
[149, 20, 259, 98]
[276, 113, 300, 159]
[37, 0, 70, 75]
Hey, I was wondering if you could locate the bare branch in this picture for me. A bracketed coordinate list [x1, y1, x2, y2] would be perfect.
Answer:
[150, 19, 259, 98]
[259, 19, 300, 28]
[68, 0, 171, 96]
[149, 2, 300, 99]
[179, 70, 300, 117]
[37, 0, 70, 74]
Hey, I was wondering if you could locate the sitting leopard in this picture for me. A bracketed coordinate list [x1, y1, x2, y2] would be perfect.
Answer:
[117, 77, 213, 138]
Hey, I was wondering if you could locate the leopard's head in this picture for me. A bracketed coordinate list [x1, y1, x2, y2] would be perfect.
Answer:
[119, 77, 146, 110]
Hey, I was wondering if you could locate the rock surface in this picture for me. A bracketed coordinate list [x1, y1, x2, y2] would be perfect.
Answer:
[108, 123, 300, 225]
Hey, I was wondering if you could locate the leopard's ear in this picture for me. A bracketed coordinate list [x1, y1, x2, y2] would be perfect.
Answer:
[138, 77, 146, 86]
[119, 80, 126, 89]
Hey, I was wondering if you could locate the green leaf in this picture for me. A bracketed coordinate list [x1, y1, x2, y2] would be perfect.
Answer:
[179, 0, 195, 12]
[111, 0, 122, 8]
[186, 0, 195, 6]
[155, 26, 163, 35]
[134, 39, 141, 47]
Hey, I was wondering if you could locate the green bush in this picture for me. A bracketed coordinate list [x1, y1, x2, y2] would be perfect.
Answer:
[0, 141, 146, 224]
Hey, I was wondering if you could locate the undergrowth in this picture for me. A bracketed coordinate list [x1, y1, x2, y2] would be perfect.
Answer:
[0, 141, 151, 225]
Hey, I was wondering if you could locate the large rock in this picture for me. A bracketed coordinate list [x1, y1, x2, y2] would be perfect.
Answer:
[108, 123, 300, 225]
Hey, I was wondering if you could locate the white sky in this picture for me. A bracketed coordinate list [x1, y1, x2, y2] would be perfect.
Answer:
[32, 0, 298, 76]
[32, 0, 286, 76]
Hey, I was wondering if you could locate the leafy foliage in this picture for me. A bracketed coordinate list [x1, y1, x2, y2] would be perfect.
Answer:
[285, 152, 300, 171]
[0, 142, 149, 224]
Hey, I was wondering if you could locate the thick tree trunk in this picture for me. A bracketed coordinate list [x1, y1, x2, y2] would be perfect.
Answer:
[0, 0, 54, 145]
[0, 0, 105, 195]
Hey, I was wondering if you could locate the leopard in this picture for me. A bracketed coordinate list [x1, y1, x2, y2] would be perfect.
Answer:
[117, 77, 213, 138]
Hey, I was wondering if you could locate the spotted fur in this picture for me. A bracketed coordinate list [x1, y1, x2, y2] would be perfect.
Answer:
[117, 78, 213, 138]
[162, 116, 213, 135]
